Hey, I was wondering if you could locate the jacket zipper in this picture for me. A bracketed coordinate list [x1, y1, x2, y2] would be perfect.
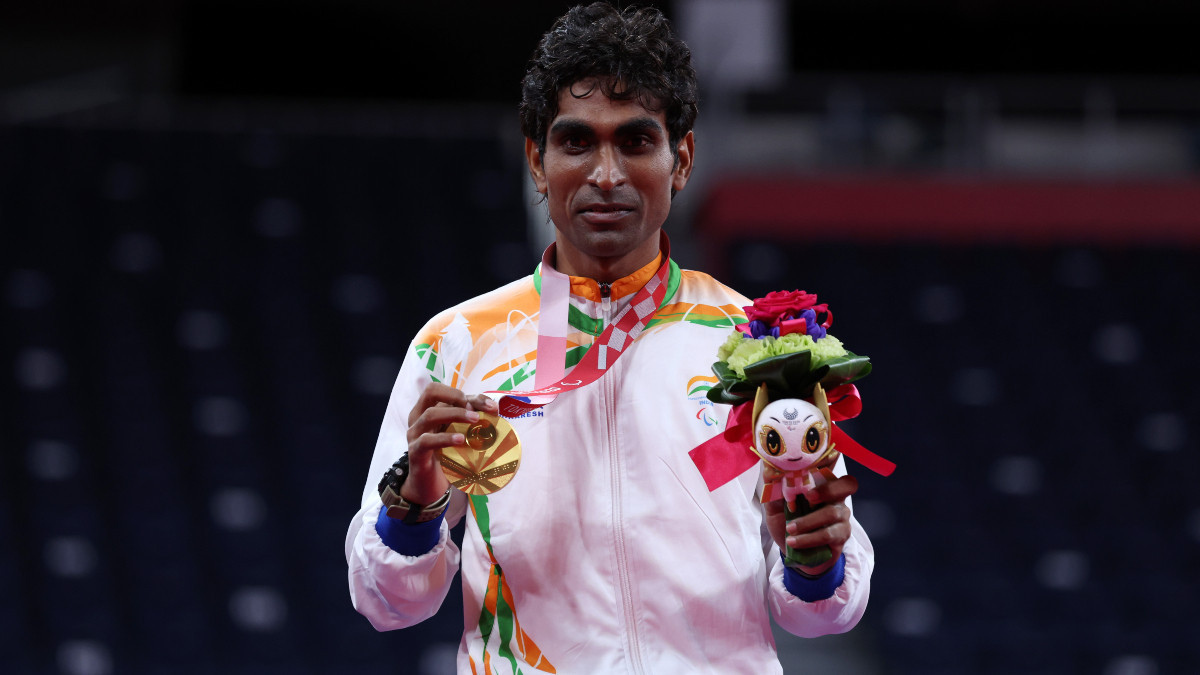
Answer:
[602, 292, 645, 674]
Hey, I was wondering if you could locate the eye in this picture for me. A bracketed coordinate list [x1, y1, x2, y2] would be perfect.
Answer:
[759, 426, 785, 457]
[563, 136, 590, 152]
[804, 424, 824, 453]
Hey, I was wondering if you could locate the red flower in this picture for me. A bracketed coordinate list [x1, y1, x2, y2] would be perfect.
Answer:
[744, 290, 821, 324]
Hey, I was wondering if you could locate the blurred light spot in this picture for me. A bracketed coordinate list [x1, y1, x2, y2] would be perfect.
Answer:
[332, 274, 384, 314]
[211, 488, 267, 531]
[178, 310, 229, 350]
[735, 243, 784, 286]
[1057, 249, 1103, 289]
[57, 640, 113, 675]
[45, 536, 98, 578]
[990, 456, 1042, 496]
[1036, 549, 1089, 590]
[1138, 412, 1186, 452]
[15, 347, 66, 390]
[229, 587, 287, 632]
[28, 439, 78, 480]
[194, 397, 247, 437]
[1104, 655, 1159, 675]
[915, 284, 963, 324]
[951, 367, 999, 406]
[489, 242, 533, 282]
[354, 356, 399, 396]
[419, 642, 460, 675]
[6, 268, 52, 309]
[102, 161, 144, 202]
[883, 597, 940, 637]
[853, 499, 894, 538]
[110, 232, 162, 274]
[254, 197, 302, 238]
[1092, 323, 1141, 365]
[876, 116, 922, 162]
[243, 131, 283, 169]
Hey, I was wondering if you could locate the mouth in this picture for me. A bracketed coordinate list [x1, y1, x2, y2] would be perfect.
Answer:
[578, 203, 635, 222]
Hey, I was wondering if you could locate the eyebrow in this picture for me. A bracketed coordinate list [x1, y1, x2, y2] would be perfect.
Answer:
[549, 116, 665, 139]
[616, 117, 666, 137]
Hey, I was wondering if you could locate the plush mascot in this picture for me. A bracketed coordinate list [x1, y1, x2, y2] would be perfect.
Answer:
[701, 290, 896, 568]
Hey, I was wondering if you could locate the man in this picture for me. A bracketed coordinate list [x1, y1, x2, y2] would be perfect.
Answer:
[346, 4, 872, 673]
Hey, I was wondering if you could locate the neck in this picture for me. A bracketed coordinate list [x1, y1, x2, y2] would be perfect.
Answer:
[552, 232, 662, 282]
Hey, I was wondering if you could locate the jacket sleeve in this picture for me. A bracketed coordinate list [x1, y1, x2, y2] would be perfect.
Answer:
[344, 340, 469, 631]
[763, 454, 875, 637]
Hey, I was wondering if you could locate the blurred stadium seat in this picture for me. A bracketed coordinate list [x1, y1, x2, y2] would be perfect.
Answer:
[2, 118, 1198, 674]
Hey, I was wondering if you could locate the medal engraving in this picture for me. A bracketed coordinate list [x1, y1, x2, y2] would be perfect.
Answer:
[440, 411, 522, 495]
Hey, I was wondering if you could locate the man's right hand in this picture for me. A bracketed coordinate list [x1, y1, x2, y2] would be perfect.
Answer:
[402, 382, 499, 505]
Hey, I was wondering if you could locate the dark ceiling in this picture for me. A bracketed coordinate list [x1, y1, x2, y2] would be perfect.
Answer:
[1, 0, 1196, 104]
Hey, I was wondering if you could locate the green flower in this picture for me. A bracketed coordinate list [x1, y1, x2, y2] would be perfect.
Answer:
[808, 333, 847, 364]
[724, 336, 775, 378]
[717, 330, 748, 361]
[718, 330, 850, 380]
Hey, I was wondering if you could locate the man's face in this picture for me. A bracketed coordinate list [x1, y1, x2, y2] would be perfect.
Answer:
[526, 80, 693, 280]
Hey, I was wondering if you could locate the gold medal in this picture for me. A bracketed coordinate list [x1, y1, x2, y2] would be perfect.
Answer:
[440, 411, 522, 495]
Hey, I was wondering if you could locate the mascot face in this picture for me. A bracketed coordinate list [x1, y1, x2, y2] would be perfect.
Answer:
[754, 398, 829, 471]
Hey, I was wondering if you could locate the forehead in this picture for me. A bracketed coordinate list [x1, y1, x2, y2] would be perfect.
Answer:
[552, 79, 668, 130]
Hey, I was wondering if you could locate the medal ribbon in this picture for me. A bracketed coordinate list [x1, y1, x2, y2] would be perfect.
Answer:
[488, 235, 672, 418]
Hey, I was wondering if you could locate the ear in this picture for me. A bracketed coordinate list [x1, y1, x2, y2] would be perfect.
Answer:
[812, 383, 831, 425]
[752, 383, 770, 426]
[671, 130, 694, 193]
[525, 138, 548, 194]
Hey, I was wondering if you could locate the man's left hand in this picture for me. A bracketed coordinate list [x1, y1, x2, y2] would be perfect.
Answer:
[765, 475, 859, 577]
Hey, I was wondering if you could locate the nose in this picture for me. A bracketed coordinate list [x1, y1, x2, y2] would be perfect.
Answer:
[588, 145, 626, 191]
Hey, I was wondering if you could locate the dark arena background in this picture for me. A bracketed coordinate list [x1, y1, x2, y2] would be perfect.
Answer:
[3, 1, 1199, 673]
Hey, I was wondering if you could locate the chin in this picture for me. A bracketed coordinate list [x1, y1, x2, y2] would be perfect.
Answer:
[574, 231, 641, 257]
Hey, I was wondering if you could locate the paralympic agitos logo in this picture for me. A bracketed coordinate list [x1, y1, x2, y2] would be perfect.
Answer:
[686, 375, 719, 426]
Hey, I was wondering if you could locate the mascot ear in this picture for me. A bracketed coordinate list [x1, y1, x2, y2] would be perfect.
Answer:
[752, 383, 770, 425]
[812, 382, 831, 424]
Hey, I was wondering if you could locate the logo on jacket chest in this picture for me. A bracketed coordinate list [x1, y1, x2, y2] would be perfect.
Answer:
[686, 374, 720, 427]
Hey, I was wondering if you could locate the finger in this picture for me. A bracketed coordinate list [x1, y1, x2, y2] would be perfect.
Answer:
[409, 431, 467, 456]
[468, 393, 499, 412]
[811, 475, 859, 505]
[786, 503, 851, 536]
[408, 382, 470, 426]
[408, 406, 483, 442]
[787, 520, 852, 551]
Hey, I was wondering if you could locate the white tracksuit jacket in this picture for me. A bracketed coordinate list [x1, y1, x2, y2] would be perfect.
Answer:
[346, 256, 874, 674]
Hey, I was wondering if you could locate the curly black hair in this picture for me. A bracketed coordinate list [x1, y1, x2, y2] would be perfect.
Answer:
[519, 2, 698, 155]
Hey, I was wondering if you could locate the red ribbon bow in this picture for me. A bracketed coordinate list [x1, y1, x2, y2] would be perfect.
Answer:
[688, 384, 895, 492]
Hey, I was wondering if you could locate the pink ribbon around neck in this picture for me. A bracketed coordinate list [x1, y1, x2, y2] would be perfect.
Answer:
[486, 235, 672, 418]
[486, 233, 895, 491]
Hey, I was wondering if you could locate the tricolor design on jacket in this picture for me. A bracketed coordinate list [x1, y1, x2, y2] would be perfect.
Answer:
[346, 255, 874, 674]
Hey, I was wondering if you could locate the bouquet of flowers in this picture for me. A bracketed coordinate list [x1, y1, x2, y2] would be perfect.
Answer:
[707, 290, 872, 405]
